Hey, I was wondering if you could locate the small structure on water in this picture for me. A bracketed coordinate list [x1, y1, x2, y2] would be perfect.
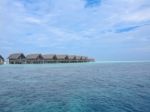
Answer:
[26, 54, 44, 64]
[68, 55, 76, 63]
[43, 54, 57, 63]
[76, 56, 82, 62]
[55, 55, 68, 63]
[81, 56, 88, 62]
[8, 53, 26, 64]
[0, 55, 4, 64]
[87, 58, 95, 62]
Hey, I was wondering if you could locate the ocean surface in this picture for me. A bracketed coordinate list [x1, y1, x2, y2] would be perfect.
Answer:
[0, 62, 150, 112]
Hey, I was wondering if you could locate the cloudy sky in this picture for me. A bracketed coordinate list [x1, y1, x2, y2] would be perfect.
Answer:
[0, 0, 150, 61]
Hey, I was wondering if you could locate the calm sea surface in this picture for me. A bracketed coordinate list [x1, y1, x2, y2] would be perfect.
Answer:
[0, 62, 150, 112]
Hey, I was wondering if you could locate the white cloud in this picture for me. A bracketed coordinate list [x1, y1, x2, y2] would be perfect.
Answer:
[24, 17, 42, 24]
[0, 0, 150, 60]
[123, 8, 150, 22]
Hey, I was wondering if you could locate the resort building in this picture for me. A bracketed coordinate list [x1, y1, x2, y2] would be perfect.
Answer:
[26, 54, 44, 64]
[81, 56, 88, 62]
[76, 56, 82, 62]
[0, 55, 4, 64]
[8, 53, 26, 64]
[88, 58, 95, 62]
[55, 55, 68, 63]
[68, 55, 76, 63]
[43, 54, 57, 63]
[7, 53, 95, 64]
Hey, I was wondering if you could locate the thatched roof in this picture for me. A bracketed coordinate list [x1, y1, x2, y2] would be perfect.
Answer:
[88, 58, 95, 62]
[68, 55, 76, 60]
[81, 56, 88, 60]
[8, 53, 25, 59]
[43, 54, 56, 60]
[56, 55, 68, 60]
[0, 55, 4, 61]
[76, 56, 82, 60]
[26, 54, 43, 59]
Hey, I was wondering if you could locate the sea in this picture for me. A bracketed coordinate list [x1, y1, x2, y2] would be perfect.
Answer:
[0, 62, 150, 112]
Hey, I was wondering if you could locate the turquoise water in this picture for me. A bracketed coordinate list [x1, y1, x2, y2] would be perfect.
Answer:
[0, 62, 150, 112]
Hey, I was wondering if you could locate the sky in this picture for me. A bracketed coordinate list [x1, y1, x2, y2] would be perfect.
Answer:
[0, 0, 150, 61]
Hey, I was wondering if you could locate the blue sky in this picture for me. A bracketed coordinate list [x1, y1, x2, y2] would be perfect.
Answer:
[0, 0, 150, 61]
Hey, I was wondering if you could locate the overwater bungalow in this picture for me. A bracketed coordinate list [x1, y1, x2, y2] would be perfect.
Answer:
[68, 55, 76, 63]
[82, 56, 89, 62]
[55, 55, 68, 63]
[8, 53, 26, 64]
[0, 55, 4, 64]
[26, 54, 44, 64]
[43, 54, 57, 63]
[76, 56, 82, 62]
[81, 56, 86, 62]
[88, 58, 95, 62]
